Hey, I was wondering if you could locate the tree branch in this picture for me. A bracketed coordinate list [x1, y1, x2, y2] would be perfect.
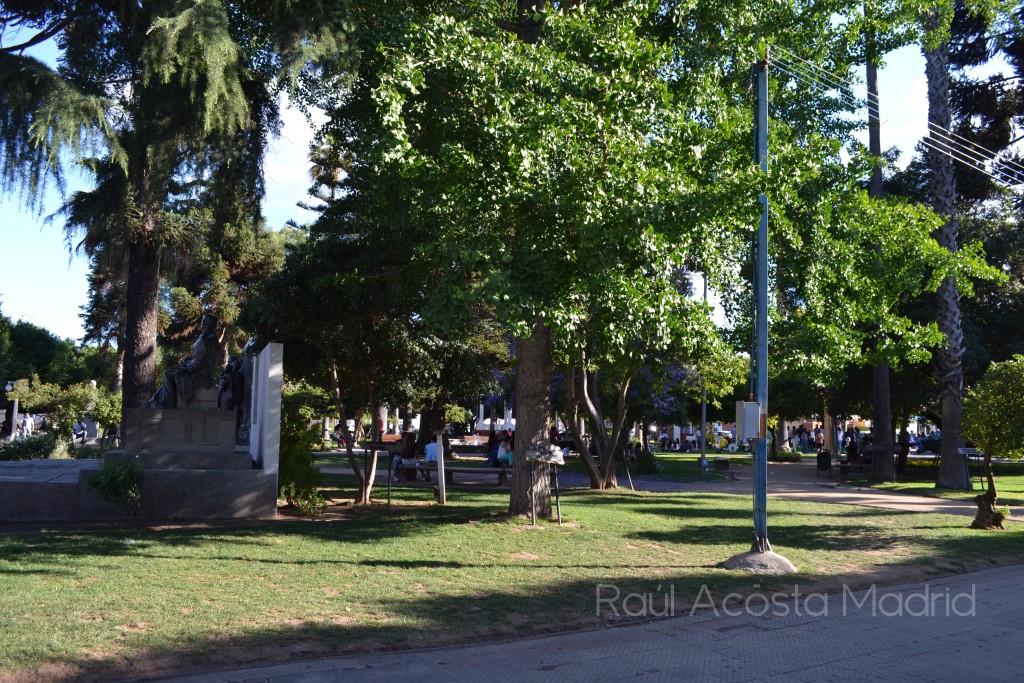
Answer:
[0, 18, 72, 54]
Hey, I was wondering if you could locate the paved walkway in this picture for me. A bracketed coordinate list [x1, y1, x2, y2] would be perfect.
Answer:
[323, 454, 1020, 519]
[554, 457, 1016, 520]
[156, 563, 1024, 683]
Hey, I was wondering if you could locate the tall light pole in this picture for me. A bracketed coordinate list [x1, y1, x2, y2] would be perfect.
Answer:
[700, 275, 708, 480]
[5, 381, 19, 441]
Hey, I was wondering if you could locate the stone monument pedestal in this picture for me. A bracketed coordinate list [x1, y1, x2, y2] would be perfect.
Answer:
[0, 343, 283, 523]
[95, 387, 277, 520]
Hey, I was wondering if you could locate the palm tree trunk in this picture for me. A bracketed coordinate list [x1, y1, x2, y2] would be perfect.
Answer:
[924, 16, 970, 489]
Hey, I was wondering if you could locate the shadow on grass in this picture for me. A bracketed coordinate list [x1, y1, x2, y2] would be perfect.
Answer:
[2, 488, 1024, 681]
[5, 571, 779, 681]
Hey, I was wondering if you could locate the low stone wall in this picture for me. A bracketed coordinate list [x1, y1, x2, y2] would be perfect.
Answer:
[0, 344, 283, 523]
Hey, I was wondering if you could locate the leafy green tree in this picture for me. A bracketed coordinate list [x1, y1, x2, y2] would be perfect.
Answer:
[0, 1, 349, 419]
[241, 230, 506, 504]
[370, 2, 772, 510]
[962, 354, 1024, 463]
[87, 384, 121, 451]
[7, 375, 96, 441]
[962, 354, 1024, 528]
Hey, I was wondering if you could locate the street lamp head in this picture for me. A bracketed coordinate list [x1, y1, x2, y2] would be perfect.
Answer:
[4, 382, 12, 392]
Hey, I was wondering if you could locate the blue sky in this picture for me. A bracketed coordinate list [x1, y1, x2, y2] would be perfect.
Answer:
[0, 45, 932, 342]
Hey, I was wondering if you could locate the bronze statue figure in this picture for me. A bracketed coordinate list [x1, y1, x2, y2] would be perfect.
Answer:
[143, 313, 223, 409]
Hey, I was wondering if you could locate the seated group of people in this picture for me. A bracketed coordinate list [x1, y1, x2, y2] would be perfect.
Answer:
[485, 430, 514, 468]
[844, 433, 873, 464]
[389, 430, 518, 481]
[391, 432, 455, 481]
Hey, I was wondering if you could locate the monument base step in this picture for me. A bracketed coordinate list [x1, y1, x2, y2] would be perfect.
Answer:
[105, 450, 253, 470]
[0, 461, 277, 522]
[124, 407, 237, 454]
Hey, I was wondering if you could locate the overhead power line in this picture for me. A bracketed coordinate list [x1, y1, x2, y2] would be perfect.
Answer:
[771, 45, 1024, 189]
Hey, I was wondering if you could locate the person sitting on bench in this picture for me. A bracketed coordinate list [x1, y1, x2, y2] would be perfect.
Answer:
[392, 432, 420, 481]
[484, 432, 501, 466]
[330, 424, 346, 449]
[421, 434, 452, 479]
[846, 438, 859, 463]
[495, 435, 513, 467]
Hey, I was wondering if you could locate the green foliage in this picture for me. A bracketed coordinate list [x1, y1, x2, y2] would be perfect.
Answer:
[143, 0, 248, 135]
[87, 457, 144, 516]
[962, 355, 1024, 461]
[634, 449, 663, 475]
[0, 433, 59, 461]
[277, 418, 326, 516]
[0, 50, 123, 200]
[0, 318, 88, 387]
[444, 403, 472, 426]
[281, 381, 334, 424]
[773, 450, 803, 463]
[87, 386, 121, 434]
[7, 376, 101, 440]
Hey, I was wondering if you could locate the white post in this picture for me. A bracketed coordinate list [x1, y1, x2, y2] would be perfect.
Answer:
[249, 344, 283, 488]
[435, 430, 446, 505]
[10, 397, 18, 441]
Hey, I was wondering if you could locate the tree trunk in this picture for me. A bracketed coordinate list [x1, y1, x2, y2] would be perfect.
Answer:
[121, 233, 161, 443]
[509, 317, 553, 517]
[113, 344, 125, 393]
[896, 407, 911, 473]
[565, 400, 603, 488]
[924, 20, 969, 489]
[361, 382, 380, 505]
[971, 456, 1006, 529]
[566, 366, 610, 488]
[416, 403, 444, 454]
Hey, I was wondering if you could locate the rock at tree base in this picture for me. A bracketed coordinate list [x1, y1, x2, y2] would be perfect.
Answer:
[723, 550, 798, 575]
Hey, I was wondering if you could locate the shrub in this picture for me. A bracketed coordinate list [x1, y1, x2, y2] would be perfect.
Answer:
[635, 449, 663, 474]
[0, 433, 59, 461]
[773, 450, 802, 462]
[87, 457, 144, 516]
[278, 419, 326, 516]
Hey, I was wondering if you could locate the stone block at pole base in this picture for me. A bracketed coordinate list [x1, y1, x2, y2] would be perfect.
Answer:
[723, 550, 798, 575]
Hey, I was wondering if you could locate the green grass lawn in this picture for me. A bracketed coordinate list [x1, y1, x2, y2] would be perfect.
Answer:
[1, 483, 1022, 680]
[871, 459, 1024, 507]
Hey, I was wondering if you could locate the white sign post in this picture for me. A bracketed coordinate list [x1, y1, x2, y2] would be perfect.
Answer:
[435, 430, 446, 505]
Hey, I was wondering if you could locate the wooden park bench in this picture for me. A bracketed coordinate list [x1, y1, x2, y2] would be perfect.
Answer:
[393, 463, 510, 486]
[835, 460, 871, 479]
[834, 445, 900, 481]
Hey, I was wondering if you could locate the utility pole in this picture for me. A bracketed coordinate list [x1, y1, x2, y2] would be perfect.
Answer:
[866, 6, 895, 482]
[724, 50, 795, 574]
